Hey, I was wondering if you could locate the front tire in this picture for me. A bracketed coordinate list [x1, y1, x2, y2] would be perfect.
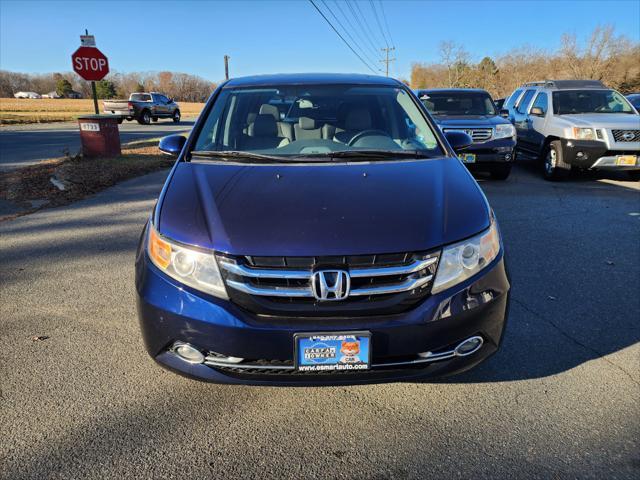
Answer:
[490, 164, 512, 180]
[137, 110, 151, 125]
[172, 110, 181, 123]
[543, 141, 567, 181]
[627, 171, 640, 181]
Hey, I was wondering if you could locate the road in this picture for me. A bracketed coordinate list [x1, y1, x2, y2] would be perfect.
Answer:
[0, 119, 195, 171]
[1, 164, 639, 479]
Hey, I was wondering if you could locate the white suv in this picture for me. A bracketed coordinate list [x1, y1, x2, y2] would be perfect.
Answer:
[503, 80, 640, 180]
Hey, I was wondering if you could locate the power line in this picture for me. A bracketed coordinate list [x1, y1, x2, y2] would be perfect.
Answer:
[332, 0, 382, 65]
[378, 0, 395, 48]
[308, 0, 378, 74]
[352, 0, 384, 57]
[369, 0, 389, 48]
[320, 0, 380, 69]
[345, 0, 382, 61]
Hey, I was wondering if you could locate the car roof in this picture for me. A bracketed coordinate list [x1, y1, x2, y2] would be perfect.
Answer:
[522, 80, 606, 90]
[223, 73, 401, 88]
[415, 88, 489, 94]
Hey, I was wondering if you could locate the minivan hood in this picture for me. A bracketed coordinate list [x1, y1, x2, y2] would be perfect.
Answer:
[158, 157, 490, 256]
[560, 113, 640, 128]
[432, 115, 508, 127]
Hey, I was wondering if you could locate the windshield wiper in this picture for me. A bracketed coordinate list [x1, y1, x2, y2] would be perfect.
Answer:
[309, 150, 432, 160]
[190, 150, 289, 162]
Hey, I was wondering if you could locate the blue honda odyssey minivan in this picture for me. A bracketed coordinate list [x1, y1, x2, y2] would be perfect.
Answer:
[135, 73, 510, 385]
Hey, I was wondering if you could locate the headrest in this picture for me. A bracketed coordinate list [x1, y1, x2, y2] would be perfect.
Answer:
[298, 116, 317, 130]
[249, 114, 278, 137]
[345, 108, 372, 131]
[259, 104, 279, 120]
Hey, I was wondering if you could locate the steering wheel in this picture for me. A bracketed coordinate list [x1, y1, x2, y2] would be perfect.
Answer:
[347, 129, 391, 146]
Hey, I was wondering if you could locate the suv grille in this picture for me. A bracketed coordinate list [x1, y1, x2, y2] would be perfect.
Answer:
[217, 252, 439, 316]
[443, 128, 493, 143]
[612, 130, 640, 142]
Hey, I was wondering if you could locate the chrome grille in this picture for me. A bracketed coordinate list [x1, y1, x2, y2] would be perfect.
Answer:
[612, 130, 640, 142]
[217, 252, 439, 315]
[443, 128, 493, 143]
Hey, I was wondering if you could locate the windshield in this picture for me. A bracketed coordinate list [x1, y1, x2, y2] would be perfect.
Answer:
[192, 85, 442, 159]
[130, 93, 151, 102]
[552, 89, 636, 115]
[419, 91, 496, 116]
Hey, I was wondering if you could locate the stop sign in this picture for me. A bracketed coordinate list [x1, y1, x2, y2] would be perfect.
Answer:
[72, 46, 109, 81]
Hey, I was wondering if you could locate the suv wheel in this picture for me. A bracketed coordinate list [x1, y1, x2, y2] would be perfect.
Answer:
[543, 141, 566, 181]
[138, 110, 151, 125]
[172, 110, 181, 123]
[490, 164, 512, 180]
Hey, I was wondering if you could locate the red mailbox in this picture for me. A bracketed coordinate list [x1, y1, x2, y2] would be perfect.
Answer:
[77, 115, 121, 158]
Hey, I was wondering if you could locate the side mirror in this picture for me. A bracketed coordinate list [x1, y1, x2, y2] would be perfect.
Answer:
[159, 134, 186, 156]
[444, 131, 473, 152]
[499, 109, 509, 118]
[530, 107, 544, 116]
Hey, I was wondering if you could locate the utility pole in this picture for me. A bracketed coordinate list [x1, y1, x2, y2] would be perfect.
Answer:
[380, 47, 396, 77]
[224, 55, 230, 80]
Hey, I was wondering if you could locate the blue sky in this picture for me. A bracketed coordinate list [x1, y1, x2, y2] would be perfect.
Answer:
[1, 0, 639, 82]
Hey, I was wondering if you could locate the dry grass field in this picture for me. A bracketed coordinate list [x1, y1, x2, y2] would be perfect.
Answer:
[0, 98, 206, 125]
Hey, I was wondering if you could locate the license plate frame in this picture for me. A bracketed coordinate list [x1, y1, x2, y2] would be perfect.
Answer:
[616, 155, 637, 166]
[460, 153, 476, 164]
[294, 331, 371, 372]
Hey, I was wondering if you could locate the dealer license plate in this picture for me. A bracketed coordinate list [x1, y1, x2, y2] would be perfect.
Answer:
[295, 332, 371, 372]
[616, 155, 637, 166]
[460, 153, 476, 163]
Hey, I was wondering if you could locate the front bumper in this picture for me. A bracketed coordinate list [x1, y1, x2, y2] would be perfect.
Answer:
[461, 137, 516, 169]
[136, 250, 510, 386]
[560, 139, 640, 170]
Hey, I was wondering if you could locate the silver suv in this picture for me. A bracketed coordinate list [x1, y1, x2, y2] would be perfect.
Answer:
[503, 80, 640, 180]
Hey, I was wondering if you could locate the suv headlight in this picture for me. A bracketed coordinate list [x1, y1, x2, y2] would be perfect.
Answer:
[432, 221, 501, 294]
[494, 124, 516, 140]
[571, 127, 596, 141]
[147, 222, 228, 299]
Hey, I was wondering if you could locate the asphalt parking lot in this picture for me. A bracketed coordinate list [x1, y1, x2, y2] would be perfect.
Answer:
[1, 162, 638, 479]
[0, 119, 195, 171]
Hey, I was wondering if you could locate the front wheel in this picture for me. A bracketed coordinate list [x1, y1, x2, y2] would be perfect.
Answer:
[490, 164, 512, 180]
[543, 141, 567, 181]
[117, 118, 123, 125]
[172, 110, 181, 123]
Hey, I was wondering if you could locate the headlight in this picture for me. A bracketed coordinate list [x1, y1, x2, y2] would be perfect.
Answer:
[432, 221, 501, 294]
[494, 124, 516, 140]
[571, 127, 596, 141]
[147, 222, 228, 299]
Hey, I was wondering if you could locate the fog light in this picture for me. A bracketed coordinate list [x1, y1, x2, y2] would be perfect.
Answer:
[576, 151, 584, 158]
[454, 336, 483, 356]
[173, 342, 205, 364]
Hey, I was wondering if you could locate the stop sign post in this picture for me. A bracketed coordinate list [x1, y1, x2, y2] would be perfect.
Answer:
[71, 32, 109, 114]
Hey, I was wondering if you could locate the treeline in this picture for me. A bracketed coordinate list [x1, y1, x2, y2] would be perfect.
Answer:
[410, 25, 640, 98]
[0, 70, 216, 102]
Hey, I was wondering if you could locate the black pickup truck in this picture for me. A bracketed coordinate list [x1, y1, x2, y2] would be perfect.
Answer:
[103, 92, 181, 125]
[416, 88, 516, 180]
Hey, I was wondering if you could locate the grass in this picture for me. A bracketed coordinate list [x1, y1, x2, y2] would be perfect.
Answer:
[0, 98, 205, 125]
[0, 137, 178, 221]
